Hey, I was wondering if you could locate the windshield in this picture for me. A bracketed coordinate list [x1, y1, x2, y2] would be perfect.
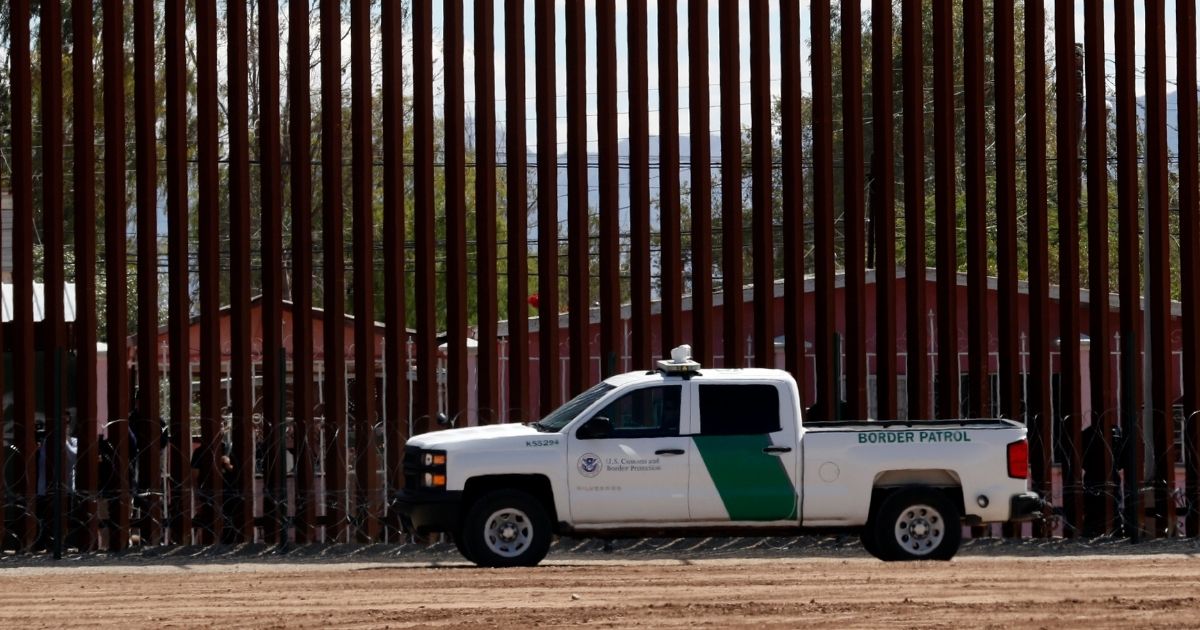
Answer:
[533, 382, 616, 432]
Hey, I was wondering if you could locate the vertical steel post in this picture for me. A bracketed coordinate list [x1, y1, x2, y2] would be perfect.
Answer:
[133, 0, 163, 546]
[994, 0, 1020, 423]
[289, 0, 317, 543]
[41, 0, 68, 555]
[505, 0, 531, 418]
[932, 0, 958, 420]
[10, 0, 37, 550]
[1025, 0, 1055, 537]
[659, 0, 682, 357]
[565, 0, 588, 395]
[1054, 0, 1084, 538]
[964, 0, 989, 420]
[383, 0, 410, 522]
[811, 0, 837, 421]
[1114, 0, 1143, 541]
[259, 0, 285, 544]
[597, 0, 620, 378]
[1084, 0, 1117, 534]
[228, 0, 255, 543]
[781, 0, 805, 393]
[870, 0, 896, 421]
[413, 0, 438, 432]
[164, 0, 192, 544]
[350, 0, 380, 542]
[475, 0, 500, 419]
[72, 0, 100, 550]
[1144, 0, 1176, 537]
[901, 0, 930, 422]
[628, 0, 651, 370]
[320, 0, 349, 542]
[444, 0, 468, 424]
[688, 0, 714, 368]
[1177, 0, 1200, 539]
[197, 0, 223, 545]
[841, 0, 867, 418]
[102, 0, 132, 551]
[749, 1, 774, 369]
[718, 0, 743, 368]
[534, 0, 560, 414]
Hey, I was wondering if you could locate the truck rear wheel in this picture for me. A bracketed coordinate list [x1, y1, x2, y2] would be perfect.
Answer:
[462, 489, 552, 568]
[873, 488, 961, 561]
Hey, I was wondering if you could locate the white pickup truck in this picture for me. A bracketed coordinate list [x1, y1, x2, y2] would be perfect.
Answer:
[396, 347, 1042, 567]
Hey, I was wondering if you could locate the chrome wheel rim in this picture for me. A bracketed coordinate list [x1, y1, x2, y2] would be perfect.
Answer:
[893, 503, 945, 556]
[483, 507, 532, 558]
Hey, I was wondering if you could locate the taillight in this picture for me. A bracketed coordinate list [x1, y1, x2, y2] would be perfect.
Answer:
[1007, 439, 1029, 479]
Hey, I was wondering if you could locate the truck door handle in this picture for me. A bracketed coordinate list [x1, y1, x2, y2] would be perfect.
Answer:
[655, 448, 686, 456]
[762, 446, 793, 454]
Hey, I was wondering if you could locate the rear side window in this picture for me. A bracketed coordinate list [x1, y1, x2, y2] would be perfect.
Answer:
[698, 384, 781, 435]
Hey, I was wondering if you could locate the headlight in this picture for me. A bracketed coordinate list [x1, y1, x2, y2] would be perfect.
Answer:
[423, 452, 446, 467]
[423, 472, 447, 488]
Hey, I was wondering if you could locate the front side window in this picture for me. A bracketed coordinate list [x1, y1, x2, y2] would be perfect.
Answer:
[585, 386, 682, 439]
[698, 384, 781, 435]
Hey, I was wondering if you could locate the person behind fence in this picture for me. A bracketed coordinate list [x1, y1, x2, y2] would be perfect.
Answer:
[191, 433, 239, 543]
[35, 415, 79, 551]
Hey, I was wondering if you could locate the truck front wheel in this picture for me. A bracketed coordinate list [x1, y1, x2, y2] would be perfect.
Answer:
[873, 488, 962, 561]
[462, 489, 552, 567]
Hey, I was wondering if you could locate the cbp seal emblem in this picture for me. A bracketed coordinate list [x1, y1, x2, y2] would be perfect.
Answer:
[577, 453, 602, 478]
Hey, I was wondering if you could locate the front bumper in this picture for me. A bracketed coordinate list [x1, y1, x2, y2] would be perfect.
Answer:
[393, 489, 463, 534]
[1009, 492, 1045, 521]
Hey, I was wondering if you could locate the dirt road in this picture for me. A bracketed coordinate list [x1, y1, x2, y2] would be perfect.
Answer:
[2, 549, 1199, 629]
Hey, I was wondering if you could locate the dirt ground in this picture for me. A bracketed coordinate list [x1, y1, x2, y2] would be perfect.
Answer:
[1, 542, 1199, 629]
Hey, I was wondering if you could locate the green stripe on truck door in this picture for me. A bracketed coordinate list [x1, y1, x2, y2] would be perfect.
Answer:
[692, 434, 797, 520]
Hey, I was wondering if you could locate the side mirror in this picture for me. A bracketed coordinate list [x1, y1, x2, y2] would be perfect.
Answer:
[578, 416, 613, 440]
[436, 412, 450, 427]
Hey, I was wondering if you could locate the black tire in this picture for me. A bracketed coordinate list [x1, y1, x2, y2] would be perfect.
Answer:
[873, 488, 962, 561]
[462, 489, 552, 568]
[859, 525, 889, 561]
[451, 528, 477, 564]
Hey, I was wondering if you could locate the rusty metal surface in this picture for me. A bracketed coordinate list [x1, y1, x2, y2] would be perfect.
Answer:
[351, 0, 380, 542]
[994, 0, 1019, 423]
[1178, 0, 1200, 539]
[810, 0, 837, 421]
[289, 0, 317, 543]
[505, 0, 531, 419]
[870, 0, 896, 421]
[901, 0, 930, 422]
[750, 0, 774, 370]
[659, 0, 683, 359]
[534, 0, 560, 415]
[197, 0, 222, 545]
[1144, 0, 1177, 536]
[474, 0, 500, 419]
[413, 0, 438, 436]
[258, 0, 285, 544]
[445, 0, 468, 428]
[320, 0, 349, 543]
[841, 0, 866, 419]
[688, 0, 714, 369]
[132, 0, 163, 546]
[228, 0, 255, 543]
[598, 0, 620, 378]
[718, 0, 744, 368]
[781, 0, 805, 392]
[932, 0, 958, 421]
[164, 0, 193, 544]
[963, 0, 989, 421]
[628, 0, 651, 370]
[1025, 0, 1054, 537]
[566, 0, 588, 396]
[72, 0, 99, 549]
[1084, 0, 1117, 535]
[382, 0, 410, 515]
[101, 0, 132, 551]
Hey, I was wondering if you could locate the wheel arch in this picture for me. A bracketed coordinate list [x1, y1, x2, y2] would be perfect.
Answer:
[462, 474, 560, 528]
